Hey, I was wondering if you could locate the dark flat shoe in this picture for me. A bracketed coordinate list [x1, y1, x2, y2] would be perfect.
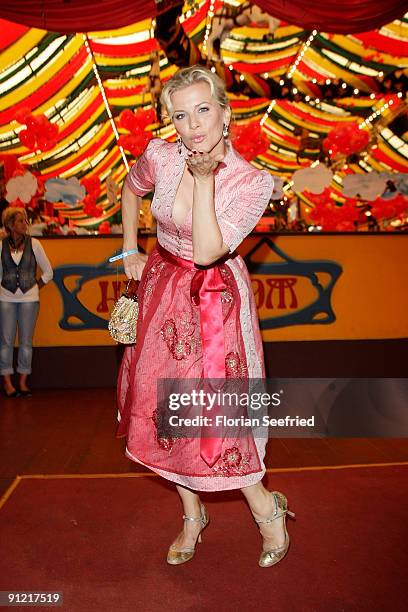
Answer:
[3, 390, 20, 398]
[19, 389, 32, 397]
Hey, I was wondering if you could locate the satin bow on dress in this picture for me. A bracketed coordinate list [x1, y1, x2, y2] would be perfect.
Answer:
[157, 242, 229, 467]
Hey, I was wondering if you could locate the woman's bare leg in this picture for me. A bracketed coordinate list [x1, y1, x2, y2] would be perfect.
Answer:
[169, 484, 204, 551]
[19, 373, 29, 392]
[2, 375, 15, 394]
[241, 481, 286, 548]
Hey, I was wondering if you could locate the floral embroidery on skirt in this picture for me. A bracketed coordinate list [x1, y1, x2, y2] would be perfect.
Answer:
[211, 446, 252, 477]
[160, 314, 199, 360]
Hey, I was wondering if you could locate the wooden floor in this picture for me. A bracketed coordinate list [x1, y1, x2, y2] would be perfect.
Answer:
[1, 388, 408, 498]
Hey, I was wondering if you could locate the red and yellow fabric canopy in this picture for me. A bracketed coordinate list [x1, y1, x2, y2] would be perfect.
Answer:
[0, 1, 407, 228]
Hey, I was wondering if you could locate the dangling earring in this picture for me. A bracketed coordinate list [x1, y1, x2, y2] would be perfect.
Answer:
[176, 134, 182, 154]
[223, 123, 229, 138]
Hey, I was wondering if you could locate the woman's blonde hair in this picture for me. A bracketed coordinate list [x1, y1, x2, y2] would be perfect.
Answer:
[1, 207, 28, 233]
[160, 65, 229, 119]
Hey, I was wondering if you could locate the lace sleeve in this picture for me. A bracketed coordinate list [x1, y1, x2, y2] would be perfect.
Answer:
[125, 138, 164, 196]
[218, 170, 274, 253]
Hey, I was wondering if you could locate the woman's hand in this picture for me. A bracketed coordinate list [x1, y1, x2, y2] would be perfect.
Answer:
[123, 251, 148, 280]
[185, 150, 224, 179]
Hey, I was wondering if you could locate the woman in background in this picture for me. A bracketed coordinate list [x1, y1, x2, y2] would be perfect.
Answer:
[0, 207, 53, 397]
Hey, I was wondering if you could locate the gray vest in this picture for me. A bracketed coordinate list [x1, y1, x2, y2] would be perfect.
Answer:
[1, 236, 37, 294]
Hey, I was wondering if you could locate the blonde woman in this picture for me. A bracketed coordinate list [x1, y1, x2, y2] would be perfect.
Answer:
[0, 207, 53, 397]
[116, 66, 295, 567]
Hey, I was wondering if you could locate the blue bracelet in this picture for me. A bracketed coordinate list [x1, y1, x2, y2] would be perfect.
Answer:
[108, 248, 139, 263]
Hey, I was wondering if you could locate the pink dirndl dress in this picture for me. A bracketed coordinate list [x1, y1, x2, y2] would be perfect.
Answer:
[116, 138, 274, 491]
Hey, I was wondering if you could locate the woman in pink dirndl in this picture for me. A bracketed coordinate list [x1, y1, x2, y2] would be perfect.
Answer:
[116, 66, 295, 567]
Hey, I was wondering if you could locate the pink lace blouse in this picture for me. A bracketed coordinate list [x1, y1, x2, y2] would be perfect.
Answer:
[125, 138, 274, 259]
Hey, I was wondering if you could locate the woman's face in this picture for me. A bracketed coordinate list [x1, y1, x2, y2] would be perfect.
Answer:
[10, 213, 28, 236]
[171, 81, 231, 157]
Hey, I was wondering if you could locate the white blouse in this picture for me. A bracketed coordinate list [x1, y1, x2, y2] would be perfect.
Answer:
[0, 238, 53, 303]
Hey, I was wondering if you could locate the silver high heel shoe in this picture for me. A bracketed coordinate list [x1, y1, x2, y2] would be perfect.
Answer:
[167, 504, 210, 565]
[254, 490, 295, 568]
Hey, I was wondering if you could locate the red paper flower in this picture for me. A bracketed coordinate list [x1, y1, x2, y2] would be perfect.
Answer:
[0, 154, 25, 179]
[81, 176, 101, 197]
[119, 108, 157, 133]
[16, 111, 59, 152]
[118, 132, 153, 157]
[230, 122, 269, 161]
[371, 194, 408, 220]
[323, 123, 369, 157]
[306, 189, 361, 231]
[98, 220, 111, 234]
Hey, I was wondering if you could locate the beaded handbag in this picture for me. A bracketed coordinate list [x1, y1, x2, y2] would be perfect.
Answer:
[108, 279, 140, 344]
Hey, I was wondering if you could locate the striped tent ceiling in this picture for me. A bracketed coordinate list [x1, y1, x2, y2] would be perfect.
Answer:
[0, 0, 407, 227]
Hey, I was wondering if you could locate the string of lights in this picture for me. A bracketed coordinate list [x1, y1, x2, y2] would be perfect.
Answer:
[82, 34, 129, 172]
[287, 30, 318, 80]
[260, 100, 276, 126]
[359, 92, 404, 128]
[202, 0, 217, 56]
[260, 30, 318, 130]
